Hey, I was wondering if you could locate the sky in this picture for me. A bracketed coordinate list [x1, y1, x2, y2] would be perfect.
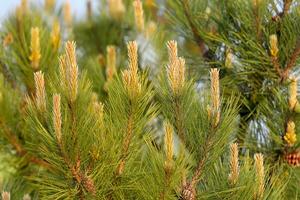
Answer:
[0, 0, 92, 20]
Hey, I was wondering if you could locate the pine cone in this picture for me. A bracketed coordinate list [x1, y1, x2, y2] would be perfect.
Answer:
[284, 151, 300, 167]
[181, 184, 196, 200]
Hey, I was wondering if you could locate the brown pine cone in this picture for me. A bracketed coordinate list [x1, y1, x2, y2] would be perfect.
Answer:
[181, 183, 196, 200]
[284, 150, 300, 167]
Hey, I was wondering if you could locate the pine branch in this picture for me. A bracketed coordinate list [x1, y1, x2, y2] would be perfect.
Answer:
[43, 92, 96, 198]
[69, 157, 96, 198]
[190, 141, 210, 187]
[116, 106, 134, 176]
[0, 119, 50, 169]
[252, 1, 262, 40]
[180, 135, 213, 200]
[273, 0, 292, 20]
[282, 39, 300, 80]
[282, 0, 293, 18]
[0, 61, 17, 90]
[173, 97, 185, 144]
[271, 57, 282, 78]
[159, 169, 172, 200]
[181, 0, 206, 56]
[57, 137, 96, 198]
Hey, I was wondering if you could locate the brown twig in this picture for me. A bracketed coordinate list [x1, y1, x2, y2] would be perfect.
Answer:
[160, 164, 173, 200]
[253, 0, 262, 40]
[69, 157, 96, 198]
[270, 39, 300, 82]
[180, 137, 213, 200]
[181, 0, 207, 56]
[282, 0, 293, 17]
[62, 102, 96, 198]
[116, 110, 134, 176]
[271, 57, 282, 78]
[0, 61, 17, 89]
[173, 97, 185, 144]
[0, 119, 51, 169]
[107, 108, 135, 200]
[282, 40, 300, 80]
[272, 0, 292, 20]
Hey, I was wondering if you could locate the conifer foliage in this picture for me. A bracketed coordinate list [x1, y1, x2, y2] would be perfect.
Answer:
[0, 0, 299, 199]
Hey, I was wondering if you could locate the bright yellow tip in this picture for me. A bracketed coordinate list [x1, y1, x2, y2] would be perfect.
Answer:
[284, 120, 297, 146]
[269, 34, 279, 57]
[289, 77, 298, 111]
[284, 132, 297, 146]
[51, 20, 60, 51]
[29, 27, 41, 70]
[133, 0, 145, 32]
[123, 41, 141, 99]
[108, 0, 125, 21]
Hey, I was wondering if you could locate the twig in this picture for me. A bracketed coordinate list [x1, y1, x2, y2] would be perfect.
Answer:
[116, 109, 134, 176]
[0, 60, 17, 89]
[173, 96, 185, 144]
[271, 57, 282, 78]
[253, 1, 262, 40]
[272, 0, 292, 20]
[180, 136, 213, 200]
[282, 0, 293, 17]
[282, 40, 300, 80]
[181, 0, 207, 56]
[0, 119, 51, 169]
[61, 103, 96, 198]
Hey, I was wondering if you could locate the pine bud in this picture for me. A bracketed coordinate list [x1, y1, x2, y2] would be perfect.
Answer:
[167, 40, 178, 65]
[289, 77, 299, 111]
[65, 41, 78, 103]
[253, 0, 261, 7]
[3, 33, 14, 47]
[108, 0, 125, 21]
[64, 0, 72, 27]
[23, 194, 31, 200]
[269, 34, 279, 57]
[145, 0, 155, 8]
[51, 20, 60, 51]
[210, 68, 220, 127]
[45, 0, 55, 12]
[167, 41, 186, 95]
[16, 0, 27, 24]
[204, 7, 211, 20]
[133, 0, 145, 32]
[254, 153, 264, 199]
[284, 120, 297, 146]
[225, 50, 233, 69]
[16, 6, 23, 24]
[145, 21, 157, 39]
[228, 143, 239, 185]
[92, 98, 104, 128]
[128, 41, 138, 76]
[1, 191, 10, 200]
[207, 105, 211, 120]
[164, 121, 174, 171]
[106, 45, 117, 81]
[21, 0, 28, 14]
[122, 41, 141, 99]
[34, 71, 46, 112]
[29, 27, 41, 70]
[96, 101, 104, 122]
[53, 94, 62, 143]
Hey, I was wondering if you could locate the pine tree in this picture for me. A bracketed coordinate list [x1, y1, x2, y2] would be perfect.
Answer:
[0, 0, 297, 199]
